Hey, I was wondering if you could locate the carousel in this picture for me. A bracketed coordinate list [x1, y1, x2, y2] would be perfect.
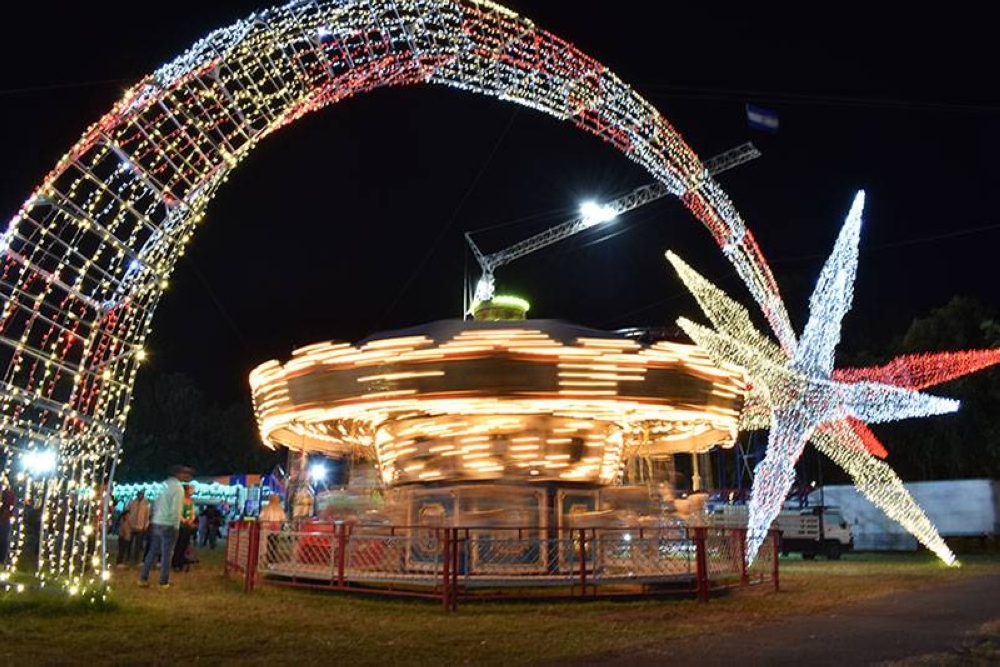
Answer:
[250, 298, 745, 539]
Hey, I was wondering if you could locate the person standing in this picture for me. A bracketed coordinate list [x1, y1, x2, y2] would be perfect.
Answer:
[115, 508, 132, 569]
[258, 494, 287, 566]
[126, 490, 151, 564]
[197, 506, 209, 548]
[292, 487, 314, 521]
[138, 465, 191, 589]
[259, 494, 287, 523]
[171, 484, 196, 572]
[0, 474, 15, 565]
[204, 504, 223, 550]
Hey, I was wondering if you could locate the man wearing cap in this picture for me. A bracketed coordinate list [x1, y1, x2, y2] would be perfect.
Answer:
[138, 465, 193, 588]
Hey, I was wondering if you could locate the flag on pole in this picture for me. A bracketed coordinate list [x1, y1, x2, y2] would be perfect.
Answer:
[746, 104, 779, 132]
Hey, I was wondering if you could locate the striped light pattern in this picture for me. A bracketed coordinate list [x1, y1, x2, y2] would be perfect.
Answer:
[250, 322, 746, 487]
[668, 191, 1000, 566]
[0, 0, 794, 591]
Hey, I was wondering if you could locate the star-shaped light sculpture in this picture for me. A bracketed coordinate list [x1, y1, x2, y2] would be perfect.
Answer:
[668, 191, 1000, 566]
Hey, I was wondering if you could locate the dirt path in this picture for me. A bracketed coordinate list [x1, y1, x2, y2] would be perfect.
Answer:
[589, 573, 1000, 666]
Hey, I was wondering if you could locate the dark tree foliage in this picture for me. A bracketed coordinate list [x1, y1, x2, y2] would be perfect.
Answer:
[868, 297, 1000, 481]
[118, 373, 281, 481]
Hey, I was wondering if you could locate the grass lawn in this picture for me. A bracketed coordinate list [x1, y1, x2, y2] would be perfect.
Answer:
[1, 548, 997, 665]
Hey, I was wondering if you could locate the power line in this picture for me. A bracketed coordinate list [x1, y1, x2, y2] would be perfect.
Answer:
[599, 272, 744, 328]
[866, 222, 1000, 250]
[0, 78, 132, 98]
[181, 255, 251, 350]
[381, 107, 519, 323]
[637, 83, 1000, 114]
[599, 222, 1000, 327]
[464, 203, 579, 236]
[559, 205, 663, 253]
[772, 222, 1000, 265]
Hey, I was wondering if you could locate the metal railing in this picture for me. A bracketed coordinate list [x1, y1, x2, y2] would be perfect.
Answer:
[223, 519, 260, 592]
[224, 521, 779, 610]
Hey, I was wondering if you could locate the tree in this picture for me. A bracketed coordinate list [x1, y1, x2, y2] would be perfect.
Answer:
[873, 297, 1000, 480]
[118, 373, 281, 481]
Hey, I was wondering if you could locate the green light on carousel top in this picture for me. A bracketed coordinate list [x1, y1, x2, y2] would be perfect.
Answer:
[488, 295, 530, 312]
[471, 295, 530, 321]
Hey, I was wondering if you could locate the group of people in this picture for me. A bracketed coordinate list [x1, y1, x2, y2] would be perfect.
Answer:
[115, 465, 224, 589]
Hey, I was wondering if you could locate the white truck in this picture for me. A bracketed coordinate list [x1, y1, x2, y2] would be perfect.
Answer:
[810, 479, 999, 550]
[775, 506, 854, 560]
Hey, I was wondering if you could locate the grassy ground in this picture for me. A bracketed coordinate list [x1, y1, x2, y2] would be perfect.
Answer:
[1, 549, 998, 666]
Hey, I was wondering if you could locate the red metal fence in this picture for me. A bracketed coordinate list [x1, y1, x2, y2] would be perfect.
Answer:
[223, 519, 261, 592]
[224, 521, 779, 610]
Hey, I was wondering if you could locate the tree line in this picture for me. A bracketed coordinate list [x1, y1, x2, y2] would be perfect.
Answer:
[118, 373, 282, 481]
[857, 296, 1000, 481]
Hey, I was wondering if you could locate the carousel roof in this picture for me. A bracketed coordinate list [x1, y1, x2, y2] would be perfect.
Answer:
[250, 319, 746, 485]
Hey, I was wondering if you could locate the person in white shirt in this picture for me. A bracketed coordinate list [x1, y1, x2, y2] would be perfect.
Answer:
[138, 465, 192, 588]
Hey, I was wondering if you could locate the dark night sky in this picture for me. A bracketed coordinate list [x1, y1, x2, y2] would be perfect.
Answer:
[1, 2, 998, 405]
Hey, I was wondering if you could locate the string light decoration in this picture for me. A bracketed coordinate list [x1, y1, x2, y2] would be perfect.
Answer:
[0, 0, 800, 593]
[668, 191, 1000, 566]
[112, 480, 243, 508]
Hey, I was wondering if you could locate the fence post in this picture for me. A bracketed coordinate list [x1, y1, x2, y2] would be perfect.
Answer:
[336, 523, 347, 588]
[441, 528, 452, 611]
[738, 528, 749, 586]
[694, 527, 709, 603]
[223, 521, 232, 577]
[577, 528, 587, 596]
[450, 528, 460, 611]
[246, 521, 260, 593]
[771, 529, 780, 592]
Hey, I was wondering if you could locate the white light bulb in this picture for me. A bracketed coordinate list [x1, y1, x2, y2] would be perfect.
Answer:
[308, 463, 327, 483]
[580, 201, 618, 227]
[22, 450, 57, 476]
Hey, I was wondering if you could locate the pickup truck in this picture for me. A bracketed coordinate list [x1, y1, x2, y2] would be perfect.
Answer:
[775, 506, 854, 560]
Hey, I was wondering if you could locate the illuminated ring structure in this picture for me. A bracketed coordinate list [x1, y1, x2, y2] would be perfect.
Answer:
[0, 0, 791, 592]
[250, 320, 745, 487]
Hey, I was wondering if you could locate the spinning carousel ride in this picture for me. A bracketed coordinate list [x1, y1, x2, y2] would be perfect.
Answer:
[250, 306, 745, 532]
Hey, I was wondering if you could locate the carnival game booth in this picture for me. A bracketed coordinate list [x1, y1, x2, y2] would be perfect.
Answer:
[247, 319, 752, 590]
[114, 472, 283, 515]
[114, 478, 241, 511]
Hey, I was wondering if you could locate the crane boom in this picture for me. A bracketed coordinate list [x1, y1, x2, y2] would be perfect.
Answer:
[466, 142, 761, 305]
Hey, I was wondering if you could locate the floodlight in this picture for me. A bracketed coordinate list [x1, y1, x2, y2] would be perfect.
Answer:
[22, 449, 57, 476]
[580, 201, 618, 227]
[309, 462, 328, 483]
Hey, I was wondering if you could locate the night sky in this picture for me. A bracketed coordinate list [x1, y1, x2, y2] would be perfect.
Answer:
[1, 1, 997, 406]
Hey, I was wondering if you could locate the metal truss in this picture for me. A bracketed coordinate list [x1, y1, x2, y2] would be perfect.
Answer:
[466, 142, 761, 303]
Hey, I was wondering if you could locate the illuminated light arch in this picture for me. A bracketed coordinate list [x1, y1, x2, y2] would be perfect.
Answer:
[0, 0, 795, 592]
